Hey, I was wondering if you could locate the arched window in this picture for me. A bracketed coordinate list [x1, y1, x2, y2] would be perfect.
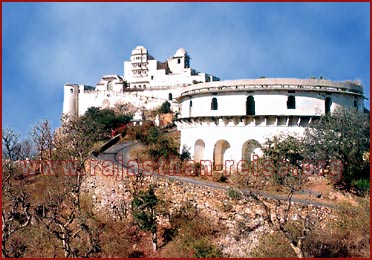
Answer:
[211, 97, 218, 110]
[168, 93, 173, 100]
[354, 100, 358, 109]
[70, 88, 74, 93]
[107, 81, 113, 91]
[246, 96, 255, 115]
[325, 97, 332, 115]
[287, 95, 296, 109]
[189, 100, 193, 117]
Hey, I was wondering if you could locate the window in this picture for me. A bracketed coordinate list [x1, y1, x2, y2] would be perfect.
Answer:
[189, 100, 193, 117]
[168, 93, 173, 100]
[178, 58, 181, 64]
[287, 96, 296, 109]
[354, 100, 358, 108]
[211, 97, 218, 110]
[325, 97, 332, 115]
[70, 88, 74, 93]
[246, 96, 255, 115]
[151, 76, 154, 80]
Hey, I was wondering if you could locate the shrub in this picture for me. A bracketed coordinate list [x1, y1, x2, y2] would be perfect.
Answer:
[159, 101, 171, 114]
[352, 178, 370, 196]
[227, 187, 241, 200]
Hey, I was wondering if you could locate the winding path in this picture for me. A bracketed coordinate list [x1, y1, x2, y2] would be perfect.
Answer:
[98, 141, 338, 210]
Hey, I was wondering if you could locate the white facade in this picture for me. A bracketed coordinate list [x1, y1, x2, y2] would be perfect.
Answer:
[123, 46, 219, 89]
[62, 46, 365, 168]
[175, 78, 365, 167]
[63, 46, 219, 117]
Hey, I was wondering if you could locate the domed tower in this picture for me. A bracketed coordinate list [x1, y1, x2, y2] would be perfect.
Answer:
[168, 48, 190, 74]
[62, 84, 79, 117]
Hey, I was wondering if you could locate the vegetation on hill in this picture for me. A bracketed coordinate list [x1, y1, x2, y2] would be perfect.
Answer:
[262, 108, 370, 194]
[84, 107, 132, 138]
[1, 106, 369, 258]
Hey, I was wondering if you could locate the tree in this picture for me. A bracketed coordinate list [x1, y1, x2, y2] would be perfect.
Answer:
[132, 186, 158, 251]
[37, 176, 101, 258]
[30, 119, 54, 161]
[262, 134, 308, 191]
[247, 190, 319, 258]
[2, 190, 32, 258]
[2, 128, 21, 161]
[2, 129, 33, 257]
[2, 129, 34, 187]
[303, 108, 370, 191]
[262, 108, 370, 193]
[84, 107, 132, 138]
[159, 101, 171, 114]
[55, 114, 102, 168]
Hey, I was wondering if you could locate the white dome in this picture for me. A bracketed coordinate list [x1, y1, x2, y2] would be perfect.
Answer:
[175, 48, 187, 57]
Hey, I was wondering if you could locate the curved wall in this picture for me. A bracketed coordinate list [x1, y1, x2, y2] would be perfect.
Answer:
[176, 78, 365, 166]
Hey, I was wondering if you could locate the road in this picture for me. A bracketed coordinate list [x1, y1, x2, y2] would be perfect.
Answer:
[97, 140, 338, 210]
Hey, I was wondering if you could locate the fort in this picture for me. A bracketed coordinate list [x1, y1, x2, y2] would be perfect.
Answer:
[63, 46, 365, 163]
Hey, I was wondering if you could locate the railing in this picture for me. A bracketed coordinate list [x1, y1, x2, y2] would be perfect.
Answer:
[180, 79, 363, 97]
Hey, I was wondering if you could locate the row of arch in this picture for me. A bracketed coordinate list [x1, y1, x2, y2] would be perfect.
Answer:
[190, 96, 336, 116]
[194, 139, 262, 166]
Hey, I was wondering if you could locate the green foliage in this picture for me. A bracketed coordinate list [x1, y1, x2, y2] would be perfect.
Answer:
[84, 107, 132, 138]
[159, 101, 171, 114]
[263, 108, 370, 193]
[145, 126, 162, 145]
[180, 145, 191, 161]
[261, 134, 307, 190]
[352, 178, 370, 196]
[263, 135, 305, 168]
[227, 187, 241, 200]
[304, 108, 370, 191]
[148, 135, 179, 161]
[132, 186, 158, 233]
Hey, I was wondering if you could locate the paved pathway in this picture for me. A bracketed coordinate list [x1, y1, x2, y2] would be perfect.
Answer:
[98, 141, 338, 210]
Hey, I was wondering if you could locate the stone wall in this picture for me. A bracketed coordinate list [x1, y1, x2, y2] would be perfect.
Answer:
[80, 164, 337, 256]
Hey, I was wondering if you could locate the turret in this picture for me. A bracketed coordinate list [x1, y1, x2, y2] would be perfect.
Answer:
[62, 84, 79, 117]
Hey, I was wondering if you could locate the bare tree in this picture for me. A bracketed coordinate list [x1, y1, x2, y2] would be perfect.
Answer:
[2, 190, 32, 258]
[2, 128, 21, 161]
[30, 119, 54, 162]
[242, 187, 322, 258]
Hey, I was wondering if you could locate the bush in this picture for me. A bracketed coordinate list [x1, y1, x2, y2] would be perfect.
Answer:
[159, 101, 171, 114]
[303, 199, 370, 257]
[192, 239, 223, 258]
[227, 187, 241, 200]
[352, 178, 370, 196]
[84, 107, 132, 138]
[162, 201, 223, 258]
[180, 146, 191, 161]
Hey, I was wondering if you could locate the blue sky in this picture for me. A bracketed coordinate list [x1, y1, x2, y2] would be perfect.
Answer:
[2, 2, 370, 137]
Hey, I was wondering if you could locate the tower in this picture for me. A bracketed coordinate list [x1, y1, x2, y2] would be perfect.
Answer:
[62, 84, 79, 117]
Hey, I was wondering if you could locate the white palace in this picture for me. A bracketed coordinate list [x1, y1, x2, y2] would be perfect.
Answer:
[63, 46, 365, 164]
